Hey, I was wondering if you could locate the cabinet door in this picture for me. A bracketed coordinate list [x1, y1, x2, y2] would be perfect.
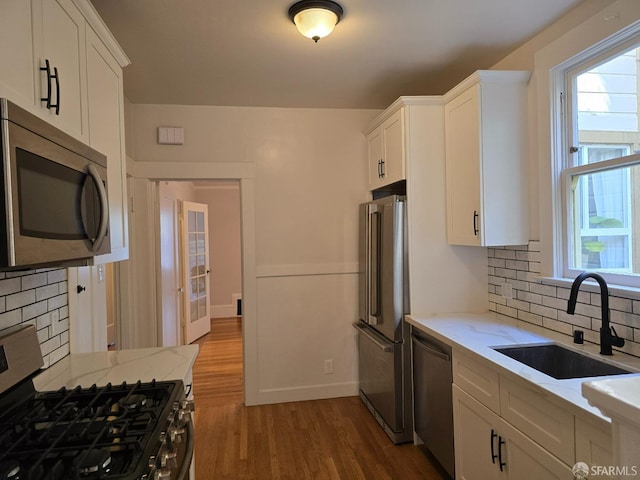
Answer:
[453, 385, 501, 480]
[445, 85, 482, 246]
[454, 385, 572, 480]
[381, 109, 404, 185]
[367, 126, 384, 189]
[366, 109, 405, 190]
[503, 420, 573, 480]
[32, 0, 88, 140]
[86, 26, 129, 263]
[0, 0, 36, 108]
[575, 416, 613, 479]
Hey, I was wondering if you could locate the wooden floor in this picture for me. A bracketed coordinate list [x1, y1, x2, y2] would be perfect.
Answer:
[192, 317, 447, 479]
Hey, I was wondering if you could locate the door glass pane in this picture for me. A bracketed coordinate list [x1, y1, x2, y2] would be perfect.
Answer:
[188, 211, 196, 231]
[190, 300, 198, 322]
[197, 233, 205, 254]
[197, 255, 205, 274]
[198, 297, 206, 319]
[196, 211, 204, 232]
[189, 233, 197, 255]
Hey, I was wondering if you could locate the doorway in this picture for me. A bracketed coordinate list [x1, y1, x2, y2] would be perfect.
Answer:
[118, 161, 258, 406]
[157, 180, 242, 346]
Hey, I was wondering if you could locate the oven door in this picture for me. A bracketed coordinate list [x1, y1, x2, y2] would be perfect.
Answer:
[1, 119, 110, 268]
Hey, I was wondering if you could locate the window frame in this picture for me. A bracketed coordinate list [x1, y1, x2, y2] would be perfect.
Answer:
[559, 37, 640, 287]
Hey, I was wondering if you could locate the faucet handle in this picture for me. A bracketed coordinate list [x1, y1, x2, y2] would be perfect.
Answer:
[610, 326, 626, 348]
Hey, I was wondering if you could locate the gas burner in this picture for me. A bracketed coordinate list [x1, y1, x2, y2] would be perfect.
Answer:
[0, 460, 20, 480]
[0, 329, 192, 480]
[118, 393, 148, 411]
[74, 449, 112, 477]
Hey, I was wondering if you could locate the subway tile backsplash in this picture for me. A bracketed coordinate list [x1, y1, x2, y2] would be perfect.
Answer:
[0, 268, 68, 367]
[488, 242, 640, 358]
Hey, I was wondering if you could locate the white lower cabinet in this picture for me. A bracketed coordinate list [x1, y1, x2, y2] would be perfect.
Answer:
[451, 349, 613, 480]
[575, 415, 614, 479]
[453, 385, 572, 480]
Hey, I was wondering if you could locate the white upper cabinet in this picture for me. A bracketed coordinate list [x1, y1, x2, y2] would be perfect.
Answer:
[32, 0, 88, 141]
[86, 26, 129, 263]
[0, 0, 130, 263]
[444, 71, 530, 246]
[366, 107, 405, 190]
[0, 1, 36, 109]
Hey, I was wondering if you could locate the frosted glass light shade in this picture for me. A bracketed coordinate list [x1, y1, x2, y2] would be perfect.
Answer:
[293, 8, 338, 42]
[288, 0, 344, 43]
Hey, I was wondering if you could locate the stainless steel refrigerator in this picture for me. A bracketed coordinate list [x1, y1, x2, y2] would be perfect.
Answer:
[354, 195, 412, 444]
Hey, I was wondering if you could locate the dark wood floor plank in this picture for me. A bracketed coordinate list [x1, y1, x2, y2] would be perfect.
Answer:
[193, 317, 447, 479]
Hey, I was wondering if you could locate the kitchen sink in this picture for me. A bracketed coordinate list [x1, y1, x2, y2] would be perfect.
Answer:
[493, 344, 633, 380]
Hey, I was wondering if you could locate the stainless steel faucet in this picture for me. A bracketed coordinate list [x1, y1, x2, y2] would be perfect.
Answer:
[566, 272, 625, 355]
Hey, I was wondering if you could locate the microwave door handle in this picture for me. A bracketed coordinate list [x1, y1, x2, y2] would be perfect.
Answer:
[86, 164, 109, 252]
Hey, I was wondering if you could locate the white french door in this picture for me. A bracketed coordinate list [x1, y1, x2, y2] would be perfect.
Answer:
[181, 201, 211, 343]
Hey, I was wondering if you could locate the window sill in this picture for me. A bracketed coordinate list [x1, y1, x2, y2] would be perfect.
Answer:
[541, 276, 640, 301]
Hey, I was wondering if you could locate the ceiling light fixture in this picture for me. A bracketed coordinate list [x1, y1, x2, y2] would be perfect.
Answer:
[288, 0, 344, 43]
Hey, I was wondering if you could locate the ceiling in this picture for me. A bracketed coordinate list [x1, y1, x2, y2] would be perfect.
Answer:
[90, 0, 585, 110]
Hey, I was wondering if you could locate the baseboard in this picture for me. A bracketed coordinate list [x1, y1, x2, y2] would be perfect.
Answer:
[254, 381, 359, 405]
[211, 293, 242, 318]
[211, 304, 235, 318]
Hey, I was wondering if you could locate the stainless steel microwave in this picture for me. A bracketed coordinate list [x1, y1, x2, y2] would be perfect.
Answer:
[0, 98, 110, 269]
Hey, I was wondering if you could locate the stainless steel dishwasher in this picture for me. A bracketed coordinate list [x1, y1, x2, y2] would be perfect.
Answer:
[412, 328, 454, 478]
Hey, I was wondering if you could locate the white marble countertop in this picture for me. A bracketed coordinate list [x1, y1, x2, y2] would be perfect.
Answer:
[33, 345, 200, 391]
[406, 312, 640, 421]
[583, 375, 640, 425]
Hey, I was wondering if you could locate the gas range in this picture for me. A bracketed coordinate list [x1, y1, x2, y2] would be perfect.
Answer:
[0, 326, 194, 480]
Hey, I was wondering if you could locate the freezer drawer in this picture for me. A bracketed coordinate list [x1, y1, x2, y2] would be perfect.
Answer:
[412, 329, 454, 478]
[355, 322, 404, 434]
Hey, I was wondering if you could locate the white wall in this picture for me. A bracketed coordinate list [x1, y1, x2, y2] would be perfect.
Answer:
[130, 105, 377, 404]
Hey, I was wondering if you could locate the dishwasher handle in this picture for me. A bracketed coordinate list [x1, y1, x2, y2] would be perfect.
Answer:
[412, 334, 450, 362]
[353, 323, 393, 352]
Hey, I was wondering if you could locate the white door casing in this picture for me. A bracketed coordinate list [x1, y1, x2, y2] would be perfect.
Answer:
[68, 265, 107, 353]
[159, 195, 181, 346]
[181, 201, 211, 344]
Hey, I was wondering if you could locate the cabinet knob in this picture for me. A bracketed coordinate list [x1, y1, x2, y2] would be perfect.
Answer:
[77, 285, 86, 294]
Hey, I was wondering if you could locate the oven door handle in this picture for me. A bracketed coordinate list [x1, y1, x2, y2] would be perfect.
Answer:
[86, 164, 109, 253]
[176, 418, 195, 480]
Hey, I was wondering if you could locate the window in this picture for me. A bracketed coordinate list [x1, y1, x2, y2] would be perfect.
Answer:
[562, 42, 640, 285]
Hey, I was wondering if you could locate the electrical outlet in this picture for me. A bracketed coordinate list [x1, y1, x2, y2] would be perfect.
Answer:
[501, 282, 513, 299]
[324, 359, 334, 374]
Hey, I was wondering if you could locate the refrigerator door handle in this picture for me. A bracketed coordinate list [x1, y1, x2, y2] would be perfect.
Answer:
[368, 206, 381, 324]
[353, 323, 393, 352]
